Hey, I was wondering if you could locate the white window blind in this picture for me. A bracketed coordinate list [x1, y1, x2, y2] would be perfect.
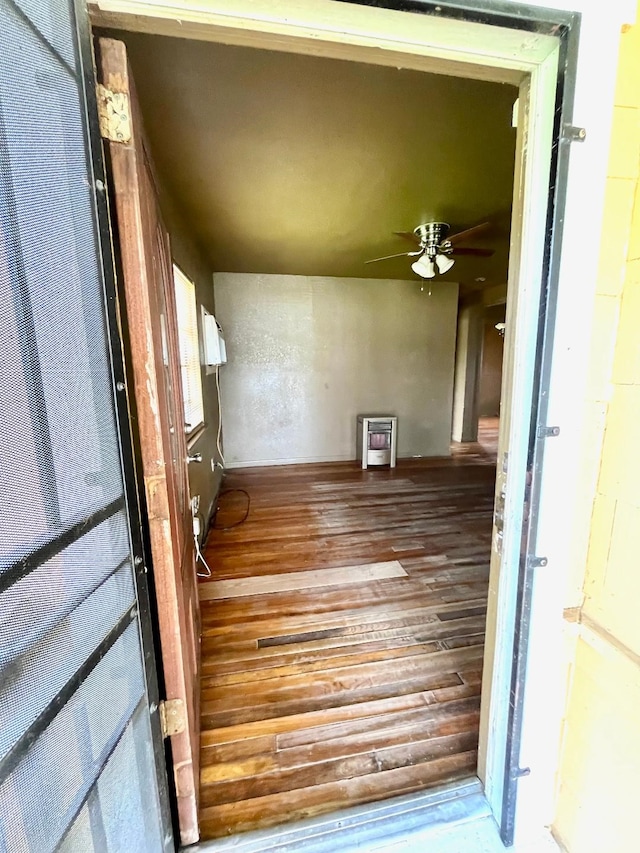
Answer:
[173, 265, 204, 434]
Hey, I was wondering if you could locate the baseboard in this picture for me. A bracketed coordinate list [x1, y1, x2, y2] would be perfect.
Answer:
[225, 454, 355, 469]
[224, 452, 449, 469]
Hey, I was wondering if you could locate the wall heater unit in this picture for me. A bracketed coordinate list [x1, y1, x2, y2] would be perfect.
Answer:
[357, 416, 397, 469]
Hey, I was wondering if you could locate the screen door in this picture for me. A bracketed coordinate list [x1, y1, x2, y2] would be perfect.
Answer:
[0, 0, 173, 850]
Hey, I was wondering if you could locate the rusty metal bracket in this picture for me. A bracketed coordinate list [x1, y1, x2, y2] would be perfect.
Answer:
[159, 699, 186, 738]
[96, 84, 131, 143]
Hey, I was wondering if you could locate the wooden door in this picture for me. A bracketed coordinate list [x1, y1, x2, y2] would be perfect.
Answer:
[96, 38, 201, 845]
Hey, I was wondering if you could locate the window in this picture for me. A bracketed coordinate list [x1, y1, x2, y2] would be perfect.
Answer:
[173, 265, 204, 435]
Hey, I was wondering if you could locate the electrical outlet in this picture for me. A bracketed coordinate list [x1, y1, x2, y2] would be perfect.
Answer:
[190, 495, 200, 516]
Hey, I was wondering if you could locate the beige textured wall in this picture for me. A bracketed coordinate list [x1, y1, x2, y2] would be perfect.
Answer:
[452, 303, 483, 442]
[478, 305, 505, 418]
[554, 12, 640, 851]
[213, 274, 459, 466]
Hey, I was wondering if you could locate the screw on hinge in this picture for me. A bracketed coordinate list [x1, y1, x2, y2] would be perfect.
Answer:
[562, 124, 586, 142]
[527, 555, 548, 569]
[537, 425, 560, 438]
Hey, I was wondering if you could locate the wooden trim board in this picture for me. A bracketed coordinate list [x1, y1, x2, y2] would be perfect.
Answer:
[198, 561, 408, 600]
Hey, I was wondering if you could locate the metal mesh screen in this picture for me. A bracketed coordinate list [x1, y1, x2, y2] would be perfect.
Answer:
[58, 703, 163, 853]
[0, 0, 165, 849]
[0, 625, 162, 852]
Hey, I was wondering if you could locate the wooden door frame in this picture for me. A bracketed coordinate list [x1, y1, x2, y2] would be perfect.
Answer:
[95, 37, 201, 845]
[88, 0, 633, 846]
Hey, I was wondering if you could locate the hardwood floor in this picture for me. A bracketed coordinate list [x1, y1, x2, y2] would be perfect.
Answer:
[198, 419, 498, 840]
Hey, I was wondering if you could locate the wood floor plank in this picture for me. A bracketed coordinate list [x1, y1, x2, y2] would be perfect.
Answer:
[201, 689, 445, 748]
[200, 596, 487, 641]
[275, 695, 481, 751]
[199, 560, 408, 600]
[200, 614, 487, 679]
[201, 671, 466, 730]
[199, 752, 478, 838]
[198, 419, 497, 839]
[202, 644, 483, 707]
[201, 624, 487, 684]
[200, 731, 479, 806]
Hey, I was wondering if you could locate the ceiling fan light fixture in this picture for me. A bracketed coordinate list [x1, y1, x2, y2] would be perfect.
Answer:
[435, 253, 455, 274]
[411, 254, 436, 279]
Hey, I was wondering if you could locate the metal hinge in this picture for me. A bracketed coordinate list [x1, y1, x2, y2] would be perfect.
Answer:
[513, 766, 531, 779]
[527, 555, 548, 569]
[562, 124, 586, 143]
[96, 84, 132, 143]
[537, 425, 560, 438]
[158, 699, 186, 738]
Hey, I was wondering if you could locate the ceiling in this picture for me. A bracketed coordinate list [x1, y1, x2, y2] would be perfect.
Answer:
[113, 32, 518, 291]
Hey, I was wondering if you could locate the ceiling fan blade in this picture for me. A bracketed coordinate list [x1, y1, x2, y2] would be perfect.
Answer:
[393, 231, 422, 246]
[447, 221, 491, 245]
[449, 246, 494, 257]
[365, 250, 421, 264]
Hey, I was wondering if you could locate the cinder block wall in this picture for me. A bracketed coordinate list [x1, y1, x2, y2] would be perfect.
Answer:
[553, 10, 640, 851]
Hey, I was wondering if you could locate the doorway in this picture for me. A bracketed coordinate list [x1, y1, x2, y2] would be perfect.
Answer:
[100, 29, 516, 840]
[91, 1, 576, 848]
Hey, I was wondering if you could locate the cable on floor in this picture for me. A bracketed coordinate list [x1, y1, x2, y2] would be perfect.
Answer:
[193, 512, 213, 578]
[213, 488, 251, 530]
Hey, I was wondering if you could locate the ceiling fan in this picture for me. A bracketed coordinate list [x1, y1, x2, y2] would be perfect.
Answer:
[366, 221, 494, 279]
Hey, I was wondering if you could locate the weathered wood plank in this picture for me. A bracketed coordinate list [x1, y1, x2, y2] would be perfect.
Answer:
[198, 422, 496, 838]
[200, 752, 478, 837]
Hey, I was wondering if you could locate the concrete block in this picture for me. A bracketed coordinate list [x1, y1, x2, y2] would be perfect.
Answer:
[554, 633, 640, 853]
[595, 177, 636, 296]
[611, 276, 640, 384]
[597, 384, 640, 500]
[585, 294, 620, 400]
[614, 26, 640, 109]
[607, 106, 640, 180]
[627, 178, 640, 261]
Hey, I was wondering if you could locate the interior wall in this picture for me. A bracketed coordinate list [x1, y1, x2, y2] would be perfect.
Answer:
[554, 11, 640, 852]
[158, 188, 223, 526]
[452, 303, 483, 442]
[213, 273, 459, 466]
[478, 304, 506, 418]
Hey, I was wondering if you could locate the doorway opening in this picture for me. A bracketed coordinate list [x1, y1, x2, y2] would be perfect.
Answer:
[91, 0, 568, 844]
[101, 33, 514, 839]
